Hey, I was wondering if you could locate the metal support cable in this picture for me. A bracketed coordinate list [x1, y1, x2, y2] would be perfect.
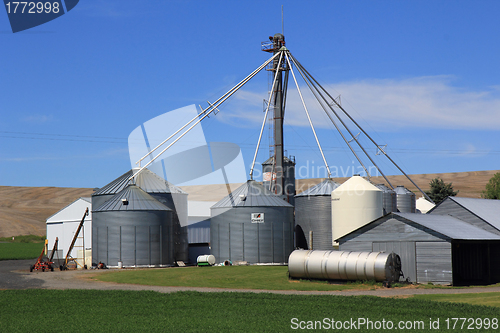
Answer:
[135, 52, 281, 167]
[290, 54, 433, 203]
[249, 52, 284, 180]
[288, 55, 370, 178]
[130, 52, 280, 182]
[284, 52, 331, 178]
[290, 53, 395, 189]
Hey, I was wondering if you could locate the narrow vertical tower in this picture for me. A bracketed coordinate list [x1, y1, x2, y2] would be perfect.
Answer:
[262, 33, 289, 198]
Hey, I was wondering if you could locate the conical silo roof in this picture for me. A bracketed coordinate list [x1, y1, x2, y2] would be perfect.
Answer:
[295, 179, 340, 197]
[93, 168, 186, 196]
[94, 184, 172, 212]
[334, 175, 381, 193]
[211, 180, 293, 208]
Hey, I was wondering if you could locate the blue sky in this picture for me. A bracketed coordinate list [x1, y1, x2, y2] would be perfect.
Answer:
[1, 0, 499, 188]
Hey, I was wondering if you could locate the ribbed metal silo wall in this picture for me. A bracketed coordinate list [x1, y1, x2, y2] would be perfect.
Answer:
[150, 193, 189, 262]
[211, 206, 294, 263]
[295, 195, 334, 250]
[395, 186, 416, 213]
[92, 210, 174, 267]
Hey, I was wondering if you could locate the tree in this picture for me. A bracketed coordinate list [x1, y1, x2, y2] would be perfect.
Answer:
[425, 178, 458, 204]
[482, 172, 500, 199]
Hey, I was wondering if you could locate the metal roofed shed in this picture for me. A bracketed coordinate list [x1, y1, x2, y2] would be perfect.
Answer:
[295, 179, 340, 250]
[337, 212, 500, 285]
[46, 197, 92, 267]
[92, 184, 175, 267]
[429, 196, 500, 235]
[210, 180, 294, 264]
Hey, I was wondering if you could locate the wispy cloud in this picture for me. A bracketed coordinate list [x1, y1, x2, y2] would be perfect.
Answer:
[218, 76, 500, 130]
[21, 114, 54, 123]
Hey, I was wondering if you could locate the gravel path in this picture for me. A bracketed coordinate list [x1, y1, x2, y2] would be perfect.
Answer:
[2, 260, 500, 297]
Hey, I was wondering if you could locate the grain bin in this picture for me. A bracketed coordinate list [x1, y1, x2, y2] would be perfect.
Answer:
[210, 180, 294, 264]
[374, 183, 397, 214]
[416, 196, 435, 214]
[394, 185, 416, 213]
[133, 169, 189, 263]
[92, 184, 175, 267]
[288, 250, 402, 283]
[331, 175, 383, 245]
[295, 179, 340, 250]
[92, 168, 189, 263]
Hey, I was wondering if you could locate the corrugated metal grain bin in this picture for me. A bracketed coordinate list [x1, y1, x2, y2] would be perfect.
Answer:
[92, 184, 175, 267]
[92, 168, 188, 263]
[374, 183, 397, 214]
[295, 179, 340, 250]
[394, 185, 416, 213]
[210, 180, 294, 264]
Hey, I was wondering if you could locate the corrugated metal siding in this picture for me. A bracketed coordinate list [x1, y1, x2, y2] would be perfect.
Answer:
[210, 206, 294, 263]
[416, 241, 452, 284]
[339, 242, 372, 252]
[92, 210, 174, 266]
[295, 195, 334, 250]
[188, 219, 210, 244]
[373, 241, 416, 283]
[394, 186, 416, 213]
[430, 198, 500, 235]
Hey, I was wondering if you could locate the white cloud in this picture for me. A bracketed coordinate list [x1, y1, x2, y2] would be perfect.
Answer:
[21, 114, 54, 123]
[218, 76, 500, 130]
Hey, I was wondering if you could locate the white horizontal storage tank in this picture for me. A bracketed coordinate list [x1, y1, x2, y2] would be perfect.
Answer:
[288, 250, 402, 283]
[331, 175, 383, 245]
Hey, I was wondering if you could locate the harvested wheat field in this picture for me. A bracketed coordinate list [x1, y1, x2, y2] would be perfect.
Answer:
[0, 170, 498, 238]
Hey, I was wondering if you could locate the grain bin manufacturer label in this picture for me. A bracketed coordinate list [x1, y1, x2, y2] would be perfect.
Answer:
[251, 213, 264, 223]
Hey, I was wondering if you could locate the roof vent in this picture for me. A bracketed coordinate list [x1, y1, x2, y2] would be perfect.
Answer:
[239, 194, 247, 201]
[121, 198, 129, 205]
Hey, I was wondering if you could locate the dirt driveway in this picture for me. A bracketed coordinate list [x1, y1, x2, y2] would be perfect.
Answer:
[2, 259, 500, 297]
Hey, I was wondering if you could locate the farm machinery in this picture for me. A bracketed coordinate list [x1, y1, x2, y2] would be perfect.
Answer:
[30, 237, 58, 272]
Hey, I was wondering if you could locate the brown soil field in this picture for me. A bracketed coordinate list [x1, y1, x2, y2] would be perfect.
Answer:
[0, 186, 93, 238]
[0, 170, 498, 238]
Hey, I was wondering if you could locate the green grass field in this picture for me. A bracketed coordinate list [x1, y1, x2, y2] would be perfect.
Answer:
[93, 265, 385, 291]
[0, 243, 43, 260]
[414, 293, 500, 308]
[0, 290, 498, 332]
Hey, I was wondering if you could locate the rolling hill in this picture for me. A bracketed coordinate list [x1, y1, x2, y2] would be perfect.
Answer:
[0, 170, 497, 238]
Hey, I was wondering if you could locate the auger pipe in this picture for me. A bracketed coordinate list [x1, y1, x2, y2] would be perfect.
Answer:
[135, 52, 280, 167]
[130, 52, 280, 182]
